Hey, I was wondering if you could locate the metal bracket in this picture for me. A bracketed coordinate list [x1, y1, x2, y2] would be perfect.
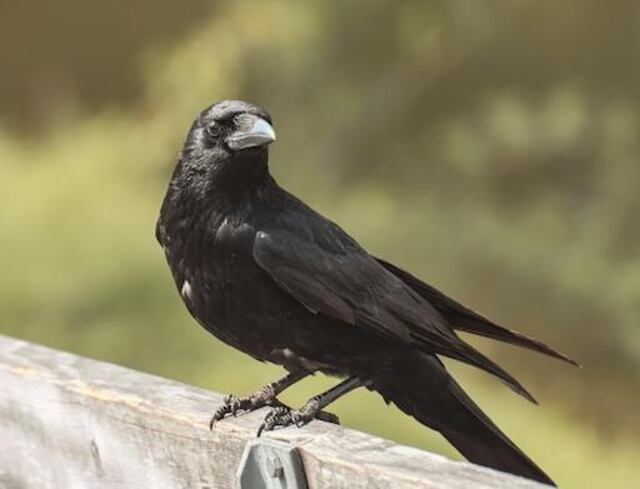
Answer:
[236, 437, 308, 489]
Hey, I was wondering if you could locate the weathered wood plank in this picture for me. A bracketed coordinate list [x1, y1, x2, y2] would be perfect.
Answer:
[0, 335, 547, 488]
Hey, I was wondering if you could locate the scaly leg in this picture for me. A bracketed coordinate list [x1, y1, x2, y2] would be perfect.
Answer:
[210, 370, 309, 429]
[258, 377, 364, 435]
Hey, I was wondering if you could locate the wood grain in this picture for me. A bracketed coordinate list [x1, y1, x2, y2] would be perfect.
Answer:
[0, 335, 548, 488]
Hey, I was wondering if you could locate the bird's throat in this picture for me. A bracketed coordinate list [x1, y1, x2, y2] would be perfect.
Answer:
[210, 148, 275, 205]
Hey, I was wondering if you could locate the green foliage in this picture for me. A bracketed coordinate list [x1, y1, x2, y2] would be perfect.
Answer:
[1, 1, 639, 486]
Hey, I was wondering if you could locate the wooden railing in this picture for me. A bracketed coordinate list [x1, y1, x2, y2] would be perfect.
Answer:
[0, 335, 547, 488]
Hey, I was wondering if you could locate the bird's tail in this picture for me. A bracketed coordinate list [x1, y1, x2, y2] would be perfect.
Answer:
[371, 352, 555, 486]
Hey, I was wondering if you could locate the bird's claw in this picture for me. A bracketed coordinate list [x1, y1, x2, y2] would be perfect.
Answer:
[257, 406, 292, 436]
[209, 385, 279, 430]
[209, 395, 242, 429]
[256, 400, 340, 436]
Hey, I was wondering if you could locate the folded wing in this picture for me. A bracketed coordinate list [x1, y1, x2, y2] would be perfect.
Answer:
[253, 229, 536, 402]
[376, 258, 578, 366]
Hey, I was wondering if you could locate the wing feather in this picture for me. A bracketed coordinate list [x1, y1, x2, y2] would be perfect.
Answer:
[253, 229, 536, 402]
[377, 257, 578, 366]
[253, 230, 420, 342]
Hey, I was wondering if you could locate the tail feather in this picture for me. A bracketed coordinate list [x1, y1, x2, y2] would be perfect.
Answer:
[377, 258, 578, 366]
[372, 352, 555, 486]
[440, 383, 554, 486]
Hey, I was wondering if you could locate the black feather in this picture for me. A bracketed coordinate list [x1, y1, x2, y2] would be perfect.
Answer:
[377, 258, 579, 366]
[373, 353, 555, 486]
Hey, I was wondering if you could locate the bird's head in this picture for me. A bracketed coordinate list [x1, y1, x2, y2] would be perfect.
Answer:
[179, 100, 276, 194]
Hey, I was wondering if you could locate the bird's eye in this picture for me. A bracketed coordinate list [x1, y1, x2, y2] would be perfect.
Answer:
[205, 121, 221, 139]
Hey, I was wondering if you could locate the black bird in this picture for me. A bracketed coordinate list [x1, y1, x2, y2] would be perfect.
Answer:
[157, 100, 577, 486]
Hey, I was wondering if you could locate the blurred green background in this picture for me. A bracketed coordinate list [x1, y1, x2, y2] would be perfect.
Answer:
[1, 1, 638, 487]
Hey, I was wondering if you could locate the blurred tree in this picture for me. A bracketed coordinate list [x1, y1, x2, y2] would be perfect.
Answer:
[0, 0, 215, 131]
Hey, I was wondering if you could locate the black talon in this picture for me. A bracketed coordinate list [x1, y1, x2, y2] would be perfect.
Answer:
[209, 394, 243, 429]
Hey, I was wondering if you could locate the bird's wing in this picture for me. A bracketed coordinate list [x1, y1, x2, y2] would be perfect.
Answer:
[377, 257, 578, 366]
[253, 229, 454, 348]
[253, 228, 536, 402]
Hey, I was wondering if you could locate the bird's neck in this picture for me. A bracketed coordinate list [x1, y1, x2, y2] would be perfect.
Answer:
[165, 149, 277, 224]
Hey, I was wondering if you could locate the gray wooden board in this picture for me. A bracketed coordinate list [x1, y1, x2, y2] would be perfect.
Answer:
[0, 335, 549, 488]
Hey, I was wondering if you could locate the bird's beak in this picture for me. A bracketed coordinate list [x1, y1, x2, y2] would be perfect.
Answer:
[226, 114, 276, 150]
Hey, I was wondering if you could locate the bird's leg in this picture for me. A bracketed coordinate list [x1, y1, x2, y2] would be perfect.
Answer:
[258, 377, 364, 435]
[210, 370, 309, 429]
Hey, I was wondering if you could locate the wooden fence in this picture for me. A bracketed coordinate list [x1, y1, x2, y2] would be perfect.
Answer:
[0, 335, 548, 488]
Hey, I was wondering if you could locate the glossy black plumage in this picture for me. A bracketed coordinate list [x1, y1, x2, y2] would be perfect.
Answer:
[157, 100, 574, 486]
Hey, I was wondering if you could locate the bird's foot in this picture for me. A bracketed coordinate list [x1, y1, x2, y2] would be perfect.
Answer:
[209, 385, 281, 429]
[256, 399, 340, 436]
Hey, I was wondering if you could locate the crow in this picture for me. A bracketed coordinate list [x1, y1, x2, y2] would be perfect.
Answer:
[157, 100, 577, 486]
